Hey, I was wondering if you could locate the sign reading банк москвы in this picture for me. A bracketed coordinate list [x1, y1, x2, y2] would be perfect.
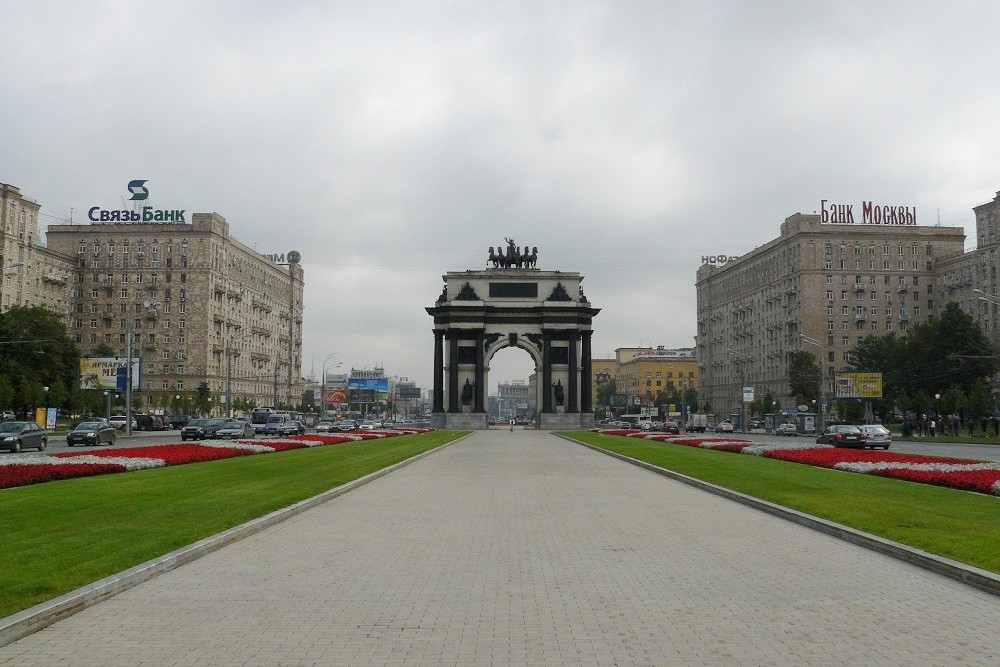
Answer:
[88, 180, 186, 224]
[821, 199, 916, 225]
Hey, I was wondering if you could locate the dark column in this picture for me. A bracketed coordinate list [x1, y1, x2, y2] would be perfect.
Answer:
[542, 331, 552, 413]
[474, 329, 485, 413]
[581, 331, 593, 413]
[433, 330, 444, 413]
[567, 331, 578, 413]
[448, 333, 459, 412]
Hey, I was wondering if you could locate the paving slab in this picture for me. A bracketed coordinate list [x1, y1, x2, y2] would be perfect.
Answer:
[1, 429, 998, 666]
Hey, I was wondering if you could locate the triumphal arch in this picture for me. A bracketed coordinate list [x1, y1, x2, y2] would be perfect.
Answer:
[426, 241, 600, 430]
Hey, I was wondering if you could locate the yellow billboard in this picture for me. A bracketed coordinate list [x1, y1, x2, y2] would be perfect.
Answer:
[834, 372, 883, 399]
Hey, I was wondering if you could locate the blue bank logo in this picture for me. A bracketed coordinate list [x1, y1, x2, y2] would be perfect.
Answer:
[127, 180, 149, 201]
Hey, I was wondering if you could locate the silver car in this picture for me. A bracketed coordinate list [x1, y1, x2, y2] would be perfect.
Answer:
[858, 424, 892, 449]
[214, 419, 254, 439]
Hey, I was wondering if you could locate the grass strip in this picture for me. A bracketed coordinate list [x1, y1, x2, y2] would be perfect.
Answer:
[563, 431, 1000, 574]
[0, 431, 466, 618]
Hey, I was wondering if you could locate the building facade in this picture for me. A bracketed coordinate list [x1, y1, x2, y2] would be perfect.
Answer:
[0, 184, 74, 318]
[696, 211, 966, 418]
[45, 212, 305, 411]
[590, 346, 697, 418]
[937, 190, 1000, 332]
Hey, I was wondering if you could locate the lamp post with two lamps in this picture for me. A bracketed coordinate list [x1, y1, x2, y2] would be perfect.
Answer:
[225, 332, 253, 419]
[125, 300, 159, 437]
[800, 334, 826, 433]
[320, 353, 341, 416]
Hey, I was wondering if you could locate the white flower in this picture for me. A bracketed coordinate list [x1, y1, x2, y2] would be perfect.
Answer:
[197, 440, 275, 454]
[834, 461, 1000, 474]
[741, 442, 833, 455]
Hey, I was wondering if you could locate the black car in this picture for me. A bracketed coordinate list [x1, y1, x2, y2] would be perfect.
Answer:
[199, 418, 229, 439]
[168, 414, 191, 429]
[816, 424, 865, 447]
[180, 418, 209, 441]
[0, 421, 47, 452]
[67, 421, 117, 447]
[663, 421, 680, 434]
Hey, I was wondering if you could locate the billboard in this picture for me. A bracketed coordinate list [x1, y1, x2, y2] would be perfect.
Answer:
[325, 389, 347, 405]
[348, 378, 389, 401]
[80, 357, 141, 391]
[834, 372, 883, 399]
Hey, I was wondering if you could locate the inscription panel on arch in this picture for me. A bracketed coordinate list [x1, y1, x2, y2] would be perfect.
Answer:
[489, 282, 538, 298]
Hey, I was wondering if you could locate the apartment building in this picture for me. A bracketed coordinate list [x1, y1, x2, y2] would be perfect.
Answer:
[695, 210, 966, 417]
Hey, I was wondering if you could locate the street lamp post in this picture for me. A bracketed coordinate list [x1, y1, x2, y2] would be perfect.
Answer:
[800, 334, 826, 433]
[725, 347, 749, 432]
[320, 353, 340, 416]
[225, 333, 253, 419]
[125, 301, 158, 437]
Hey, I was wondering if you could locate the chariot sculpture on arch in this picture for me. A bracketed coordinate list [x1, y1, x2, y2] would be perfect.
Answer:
[488, 238, 538, 269]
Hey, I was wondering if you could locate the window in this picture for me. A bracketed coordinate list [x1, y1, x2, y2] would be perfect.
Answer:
[824, 242, 832, 254]
[826, 275, 833, 284]
[883, 260, 890, 270]
[824, 260, 833, 269]
[840, 260, 847, 269]
[841, 291, 848, 300]
[827, 321, 834, 331]
[827, 291, 834, 301]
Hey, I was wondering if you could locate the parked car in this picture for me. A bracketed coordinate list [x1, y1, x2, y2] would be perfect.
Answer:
[133, 414, 160, 431]
[67, 420, 117, 447]
[199, 418, 229, 438]
[381, 420, 396, 430]
[337, 419, 359, 431]
[858, 424, 892, 449]
[108, 414, 137, 431]
[214, 419, 255, 439]
[816, 424, 865, 447]
[180, 418, 209, 441]
[2, 411, 15, 421]
[775, 423, 799, 436]
[168, 414, 191, 429]
[0, 421, 47, 452]
[358, 420, 377, 430]
[315, 420, 337, 433]
[663, 421, 680, 434]
[716, 421, 735, 434]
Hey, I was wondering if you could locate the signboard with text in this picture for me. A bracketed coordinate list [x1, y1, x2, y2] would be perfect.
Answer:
[834, 372, 883, 399]
[80, 357, 141, 391]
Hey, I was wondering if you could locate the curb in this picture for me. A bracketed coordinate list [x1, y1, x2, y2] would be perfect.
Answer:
[0, 432, 470, 648]
[557, 433, 1000, 598]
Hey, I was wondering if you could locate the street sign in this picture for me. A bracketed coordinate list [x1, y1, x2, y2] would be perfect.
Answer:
[742, 386, 754, 402]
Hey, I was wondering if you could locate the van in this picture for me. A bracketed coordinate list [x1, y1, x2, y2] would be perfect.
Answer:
[262, 413, 292, 435]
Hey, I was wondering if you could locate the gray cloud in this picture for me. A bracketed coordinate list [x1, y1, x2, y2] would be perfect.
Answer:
[3, 1, 1000, 391]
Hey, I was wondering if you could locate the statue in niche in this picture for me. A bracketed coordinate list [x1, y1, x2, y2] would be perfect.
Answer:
[552, 379, 565, 406]
[456, 282, 480, 300]
[461, 378, 475, 406]
[548, 282, 572, 301]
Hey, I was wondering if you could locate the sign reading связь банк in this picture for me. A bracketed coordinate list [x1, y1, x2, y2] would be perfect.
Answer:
[821, 199, 916, 225]
[88, 180, 186, 224]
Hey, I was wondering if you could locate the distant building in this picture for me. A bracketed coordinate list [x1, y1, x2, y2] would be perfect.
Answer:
[495, 379, 533, 420]
[590, 346, 698, 418]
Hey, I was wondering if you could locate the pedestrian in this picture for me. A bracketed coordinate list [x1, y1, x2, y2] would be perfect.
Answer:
[509, 418, 515, 432]
[929, 419, 936, 437]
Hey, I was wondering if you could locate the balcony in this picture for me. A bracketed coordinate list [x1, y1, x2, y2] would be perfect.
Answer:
[897, 284, 909, 292]
[854, 284, 865, 292]
[854, 313, 867, 322]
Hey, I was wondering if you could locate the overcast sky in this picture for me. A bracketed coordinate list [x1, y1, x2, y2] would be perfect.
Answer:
[4, 1, 1000, 392]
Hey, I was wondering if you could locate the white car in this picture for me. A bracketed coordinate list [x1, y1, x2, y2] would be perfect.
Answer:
[858, 424, 892, 449]
[108, 415, 137, 431]
[774, 423, 799, 436]
[315, 420, 337, 433]
[358, 420, 377, 430]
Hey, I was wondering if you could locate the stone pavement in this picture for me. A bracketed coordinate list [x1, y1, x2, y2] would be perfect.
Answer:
[1, 429, 998, 666]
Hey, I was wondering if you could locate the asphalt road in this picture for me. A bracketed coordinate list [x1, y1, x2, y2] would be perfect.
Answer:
[721, 430, 1000, 462]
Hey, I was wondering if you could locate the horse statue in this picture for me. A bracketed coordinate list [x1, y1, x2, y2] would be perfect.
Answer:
[488, 247, 500, 268]
[524, 246, 538, 269]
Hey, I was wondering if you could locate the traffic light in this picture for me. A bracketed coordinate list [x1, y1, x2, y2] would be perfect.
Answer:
[197, 382, 210, 400]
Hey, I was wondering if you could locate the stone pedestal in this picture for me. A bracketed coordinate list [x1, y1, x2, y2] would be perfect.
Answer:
[431, 412, 489, 430]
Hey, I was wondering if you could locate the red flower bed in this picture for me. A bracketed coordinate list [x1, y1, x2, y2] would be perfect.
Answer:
[257, 440, 310, 452]
[56, 444, 256, 465]
[1, 462, 127, 489]
[763, 447, 970, 469]
[867, 467, 1000, 495]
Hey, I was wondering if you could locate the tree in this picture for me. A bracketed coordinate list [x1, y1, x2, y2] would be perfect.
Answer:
[596, 379, 617, 408]
[92, 342, 115, 357]
[0, 376, 13, 413]
[0, 306, 81, 409]
[788, 351, 819, 403]
[966, 379, 992, 436]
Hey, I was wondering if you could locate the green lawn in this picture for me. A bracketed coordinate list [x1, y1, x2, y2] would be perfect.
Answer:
[563, 431, 1000, 574]
[0, 431, 466, 618]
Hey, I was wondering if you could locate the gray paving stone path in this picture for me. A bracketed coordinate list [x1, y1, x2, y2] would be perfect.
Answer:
[2, 429, 998, 666]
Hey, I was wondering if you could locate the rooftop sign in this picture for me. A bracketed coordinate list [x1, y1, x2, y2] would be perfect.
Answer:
[88, 180, 186, 224]
[821, 199, 916, 226]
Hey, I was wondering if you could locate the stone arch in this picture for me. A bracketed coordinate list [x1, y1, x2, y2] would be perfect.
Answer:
[427, 268, 599, 429]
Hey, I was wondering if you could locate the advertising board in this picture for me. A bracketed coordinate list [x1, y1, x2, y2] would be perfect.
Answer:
[348, 378, 389, 401]
[80, 357, 141, 391]
[834, 372, 883, 399]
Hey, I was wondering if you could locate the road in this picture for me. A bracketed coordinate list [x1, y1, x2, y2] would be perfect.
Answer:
[726, 430, 1000, 462]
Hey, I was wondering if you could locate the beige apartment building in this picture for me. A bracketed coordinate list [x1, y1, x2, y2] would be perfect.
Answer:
[591, 346, 698, 416]
[45, 211, 305, 411]
[696, 211, 966, 418]
[0, 184, 74, 318]
[937, 190, 1000, 331]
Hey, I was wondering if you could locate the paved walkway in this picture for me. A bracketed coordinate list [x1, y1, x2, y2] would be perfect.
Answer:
[2, 430, 998, 665]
